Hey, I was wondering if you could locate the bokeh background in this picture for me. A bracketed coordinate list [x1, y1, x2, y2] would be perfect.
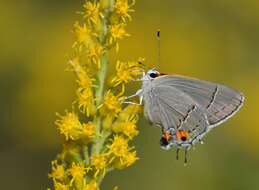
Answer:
[0, 0, 258, 189]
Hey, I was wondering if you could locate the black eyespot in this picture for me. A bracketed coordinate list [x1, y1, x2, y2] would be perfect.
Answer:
[181, 136, 187, 141]
[149, 72, 158, 78]
[160, 137, 169, 146]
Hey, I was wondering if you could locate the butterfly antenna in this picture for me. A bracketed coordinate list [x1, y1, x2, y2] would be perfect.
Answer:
[157, 29, 161, 69]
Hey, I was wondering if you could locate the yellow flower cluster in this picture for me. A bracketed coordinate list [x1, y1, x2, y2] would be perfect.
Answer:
[49, 160, 66, 181]
[109, 24, 129, 51]
[49, 0, 143, 189]
[83, 1, 102, 24]
[55, 112, 83, 141]
[56, 111, 96, 142]
[112, 105, 140, 139]
[69, 162, 86, 185]
[73, 22, 92, 47]
[91, 154, 107, 177]
[114, 0, 135, 22]
[111, 60, 143, 92]
[99, 90, 123, 116]
[107, 135, 138, 168]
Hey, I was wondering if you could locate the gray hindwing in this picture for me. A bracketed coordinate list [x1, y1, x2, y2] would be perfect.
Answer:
[144, 85, 209, 143]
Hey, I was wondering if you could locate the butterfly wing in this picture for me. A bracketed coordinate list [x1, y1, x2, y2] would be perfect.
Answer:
[153, 75, 244, 128]
[143, 85, 209, 145]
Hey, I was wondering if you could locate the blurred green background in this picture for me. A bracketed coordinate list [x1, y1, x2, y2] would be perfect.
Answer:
[0, 0, 258, 189]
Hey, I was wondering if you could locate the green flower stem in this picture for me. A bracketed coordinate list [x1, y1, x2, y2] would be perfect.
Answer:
[92, 0, 114, 157]
[95, 53, 108, 107]
[83, 146, 89, 165]
[92, 53, 108, 156]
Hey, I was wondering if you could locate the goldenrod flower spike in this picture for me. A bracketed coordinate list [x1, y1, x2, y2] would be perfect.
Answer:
[49, 0, 142, 189]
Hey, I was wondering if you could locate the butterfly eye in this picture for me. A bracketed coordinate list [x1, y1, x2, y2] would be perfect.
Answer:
[149, 72, 158, 78]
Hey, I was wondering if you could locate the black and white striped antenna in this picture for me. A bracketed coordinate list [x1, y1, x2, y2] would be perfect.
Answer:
[156, 29, 161, 69]
[157, 29, 161, 69]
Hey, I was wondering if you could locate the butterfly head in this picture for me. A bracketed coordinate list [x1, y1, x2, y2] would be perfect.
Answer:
[142, 69, 161, 80]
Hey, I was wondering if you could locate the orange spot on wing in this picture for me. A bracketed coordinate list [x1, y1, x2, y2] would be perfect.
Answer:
[162, 131, 172, 141]
[176, 130, 189, 141]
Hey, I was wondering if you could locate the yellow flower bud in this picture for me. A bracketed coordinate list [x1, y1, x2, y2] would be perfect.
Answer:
[55, 112, 83, 141]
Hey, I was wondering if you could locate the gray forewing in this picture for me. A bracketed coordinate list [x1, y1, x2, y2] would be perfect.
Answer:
[153, 75, 244, 128]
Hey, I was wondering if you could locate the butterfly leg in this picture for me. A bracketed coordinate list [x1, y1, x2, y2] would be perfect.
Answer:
[123, 96, 143, 105]
[123, 101, 142, 105]
[124, 89, 143, 105]
[184, 148, 188, 165]
[176, 148, 180, 160]
[125, 89, 143, 99]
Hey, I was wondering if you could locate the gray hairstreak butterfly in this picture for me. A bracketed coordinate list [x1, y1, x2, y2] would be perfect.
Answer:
[125, 31, 244, 164]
